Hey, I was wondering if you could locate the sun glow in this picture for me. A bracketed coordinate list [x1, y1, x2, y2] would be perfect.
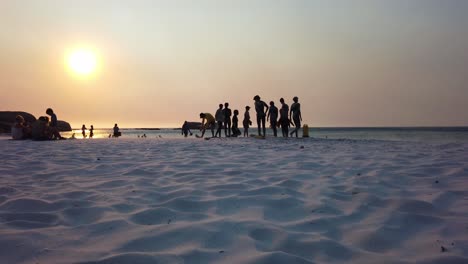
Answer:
[67, 48, 98, 77]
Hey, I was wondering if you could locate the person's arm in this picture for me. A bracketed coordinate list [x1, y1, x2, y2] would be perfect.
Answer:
[201, 118, 206, 130]
[264, 102, 269, 116]
[267, 110, 270, 121]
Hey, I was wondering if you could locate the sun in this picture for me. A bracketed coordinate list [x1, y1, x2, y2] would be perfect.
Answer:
[67, 49, 98, 77]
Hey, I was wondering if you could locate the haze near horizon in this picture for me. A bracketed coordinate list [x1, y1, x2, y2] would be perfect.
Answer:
[1, 0, 467, 128]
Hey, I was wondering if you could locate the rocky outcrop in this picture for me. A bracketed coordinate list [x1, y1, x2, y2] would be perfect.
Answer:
[0, 111, 36, 133]
[57, 120, 72, 132]
[0, 111, 72, 133]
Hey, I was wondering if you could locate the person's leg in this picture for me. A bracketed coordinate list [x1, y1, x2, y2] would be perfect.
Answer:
[272, 120, 277, 137]
[210, 123, 215, 137]
[294, 118, 301, 137]
[257, 115, 261, 136]
[261, 117, 266, 137]
[228, 120, 231, 137]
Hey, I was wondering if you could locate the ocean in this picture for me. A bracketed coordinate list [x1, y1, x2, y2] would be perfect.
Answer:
[54, 127, 468, 144]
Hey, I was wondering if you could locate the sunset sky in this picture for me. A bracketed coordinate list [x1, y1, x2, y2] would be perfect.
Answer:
[1, 0, 467, 128]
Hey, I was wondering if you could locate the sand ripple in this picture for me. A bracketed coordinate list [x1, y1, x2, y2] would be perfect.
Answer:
[0, 138, 468, 263]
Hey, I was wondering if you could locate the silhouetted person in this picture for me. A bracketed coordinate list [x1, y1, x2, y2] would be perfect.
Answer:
[224, 102, 232, 137]
[253, 95, 269, 137]
[89, 125, 94, 138]
[182, 121, 192, 137]
[82, 124, 87, 138]
[215, 104, 224, 137]
[279, 98, 290, 138]
[46, 108, 65, 139]
[199, 113, 215, 138]
[231, 109, 242, 137]
[31, 116, 51, 140]
[243, 106, 252, 137]
[267, 101, 278, 137]
[289, 96, 302, 137]
[113, 123, 121, 137]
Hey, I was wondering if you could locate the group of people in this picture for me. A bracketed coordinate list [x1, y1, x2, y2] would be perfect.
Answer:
[196, 95, 302, 138]
[11, 108, 66, 140]
[81, 124, 94, 138]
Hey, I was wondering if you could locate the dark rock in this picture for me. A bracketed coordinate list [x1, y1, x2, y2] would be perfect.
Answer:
[0, 111, 36, 133]
[57, 120, 72, 132]
[441, 246, 447, 252]
[0, 111, 72, 132]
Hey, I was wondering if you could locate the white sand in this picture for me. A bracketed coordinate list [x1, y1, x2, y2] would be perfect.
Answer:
[0, 137, 467, 264]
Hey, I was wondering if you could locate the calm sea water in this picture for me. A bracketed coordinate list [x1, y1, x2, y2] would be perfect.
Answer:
[56, 127, 468, 144]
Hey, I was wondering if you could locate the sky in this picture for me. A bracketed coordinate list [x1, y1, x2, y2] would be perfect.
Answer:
[1, 0, 468, 128]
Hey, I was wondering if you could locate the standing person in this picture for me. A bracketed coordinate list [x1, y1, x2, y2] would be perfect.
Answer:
[279, 98, 290, 138]
[289, 96, 302, 137]
[181, 121, 192, 137]
[46, 108, 65, 139]
[89, 125, 94, 138]
[243, 106, 252, 137]
[253, 95, 269, 137]
[231, 110, 242, 137]
[81, 124, 87, 138]
[214, 104, 224, 137]
[113, 123, 121, 137]
[199, 113, 215, 138]
[267, 101, 279, 137]
[224, 102, 232, 137]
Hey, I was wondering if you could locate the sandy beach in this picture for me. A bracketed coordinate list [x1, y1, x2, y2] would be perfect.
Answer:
[1, 137, 468, 264]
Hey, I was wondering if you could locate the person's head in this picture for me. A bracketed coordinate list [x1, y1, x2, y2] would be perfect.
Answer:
[224, 102, 229, 108]
[91, 125, 94, 128]
[114, 123, 118, 127]
[253, 95, 260, 101]
[184, 121, 187, 124]
[15, 115, 25, 124]
[246, 106, 250, 111]
[46, 108, 53, 115]
[200, 113, 206, 118]
[293, 96, 299, 103]
[39, 116, 49, 122]
[219, 104, 223, 109]
[82, 124, 85, 128]
[270, 101, 275, 106]
[280, 98, 285, 104]
[233, 109, 239, 115]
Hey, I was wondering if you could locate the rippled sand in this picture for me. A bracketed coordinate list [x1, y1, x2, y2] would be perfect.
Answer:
[1, 137, 467, 264]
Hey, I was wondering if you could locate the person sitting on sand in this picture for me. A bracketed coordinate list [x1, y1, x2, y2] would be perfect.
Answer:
[11, 115, 26, 140]
[253, 95, 269, 137]
[243, 106, 252, 137]
[46, 108, 66, 140]
[279, 98, 290, 138]
[214, 104, 224, 137]
[289, 96, 302, 137]
[231, 110, 242, 137]
[224, 102, 232, 137]
[199, 113, 215, 138]
[89, 125, 94, 138]
[182, 121, 192, 137]
[267, 101, 279, 137]
[113, 124, 121, 137]
[82, 124, 87, 138]
[31, 116, 51, 140]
